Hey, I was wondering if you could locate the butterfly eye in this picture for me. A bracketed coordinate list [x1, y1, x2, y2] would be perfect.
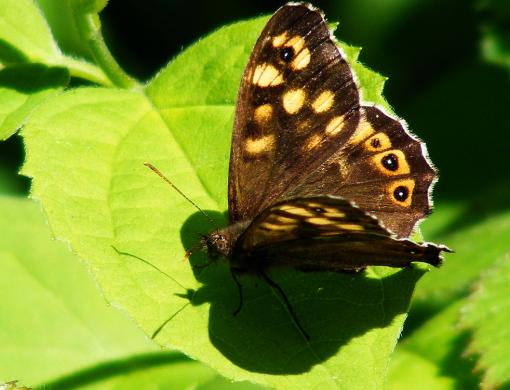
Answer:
[280, 47, 295, 62]
[393, 186, 409, 202]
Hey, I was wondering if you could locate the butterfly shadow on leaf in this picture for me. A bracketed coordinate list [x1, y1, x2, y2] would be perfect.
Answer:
[180, 210, 425, 375]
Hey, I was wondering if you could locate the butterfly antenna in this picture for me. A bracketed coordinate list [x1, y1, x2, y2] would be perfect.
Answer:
[144, 162, 218, 229]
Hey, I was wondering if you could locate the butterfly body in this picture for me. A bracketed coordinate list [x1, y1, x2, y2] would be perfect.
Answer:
[199, 3, 448, 278]
[203, 195, 445, 277]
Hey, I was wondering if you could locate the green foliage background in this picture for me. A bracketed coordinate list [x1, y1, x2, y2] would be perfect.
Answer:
[1, 0, 510, 389]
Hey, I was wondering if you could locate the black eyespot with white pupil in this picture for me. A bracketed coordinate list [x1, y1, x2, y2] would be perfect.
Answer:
[393, 186, 409, 202]
[280, 47, 294, 62]
[382, 153, 399, 171]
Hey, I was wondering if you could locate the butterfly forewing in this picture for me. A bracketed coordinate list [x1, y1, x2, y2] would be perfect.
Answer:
[228, 3, 360, 223]
[228, 3, 437, 239]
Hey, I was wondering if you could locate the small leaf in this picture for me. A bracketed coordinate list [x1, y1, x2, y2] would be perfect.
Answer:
[35, 0, 92, 61]
[0, 0, 61, 64]
[388, 301, 480, 389]
[23, 15, 429, 389]
[414, 203, 510, 308]
[461, 253, 510, 389]
[0, 64, 69, 140]
[477, 0, 510, 71]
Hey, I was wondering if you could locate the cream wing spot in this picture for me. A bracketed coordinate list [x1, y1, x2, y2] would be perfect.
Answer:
[325, 115, 346, 136]
[312, 91, 335, 113]
[282, 207, 315, 217]
[324, 211, 346, 218]
[285, 35, 305, 52]
[275, 215, 298, 224]
[254, 104, 273, 123]
[336, 223, 364, 231]
[307, 217, 332, 226]
[349, 120, 375, 145]
[283, 89, 305, 114]
[292, 47, 310, 70]
[259, 222, 295, 231]
[252, 63, 283, 87]
[272, 31, 288, 47]
[245, 135, 275, 155]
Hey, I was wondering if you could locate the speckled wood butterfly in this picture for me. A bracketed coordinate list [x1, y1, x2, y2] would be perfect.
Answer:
[148, 2, 449, 339]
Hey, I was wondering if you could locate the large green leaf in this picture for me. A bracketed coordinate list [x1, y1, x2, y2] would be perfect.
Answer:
[461, 253, 510, 389]
[22, 15, 430, 389]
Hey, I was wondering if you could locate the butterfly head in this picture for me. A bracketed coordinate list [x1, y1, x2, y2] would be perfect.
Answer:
[200, 231, 232, 260]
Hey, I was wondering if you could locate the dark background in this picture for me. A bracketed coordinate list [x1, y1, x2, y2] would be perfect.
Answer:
[2, 0, 509, 214]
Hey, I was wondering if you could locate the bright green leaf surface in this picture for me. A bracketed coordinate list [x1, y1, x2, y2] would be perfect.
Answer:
[0, 64, 69, 140]
[461, 253, 510, 389]
[23, 16, 428, 389]
[0, 196, 160, 386]
[387, 350, 455, 390]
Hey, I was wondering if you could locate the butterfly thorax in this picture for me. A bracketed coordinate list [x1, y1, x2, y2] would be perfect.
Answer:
[202, 221, 250, 260]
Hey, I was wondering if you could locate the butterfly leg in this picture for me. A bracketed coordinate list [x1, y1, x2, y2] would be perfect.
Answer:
[260, 271, 310, 341]
[231, 268, 244, 316]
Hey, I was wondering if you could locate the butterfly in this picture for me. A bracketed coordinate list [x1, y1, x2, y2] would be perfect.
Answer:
[147, 2, 449, 339]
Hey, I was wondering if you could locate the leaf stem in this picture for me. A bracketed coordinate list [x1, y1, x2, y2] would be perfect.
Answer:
[60, 55, 112, 86]
[74, 12, 140, 89]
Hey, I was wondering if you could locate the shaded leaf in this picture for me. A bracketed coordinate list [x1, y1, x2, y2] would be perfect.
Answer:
[0, 64, 69, 140]
[35, 0, 92, 61]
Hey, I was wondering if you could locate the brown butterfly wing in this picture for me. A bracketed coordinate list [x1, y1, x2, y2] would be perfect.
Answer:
[291, 106, 436, 237]
[229, 3, 436, 240]
[232, 197, 447, 271]
[228, 3, 360, 223]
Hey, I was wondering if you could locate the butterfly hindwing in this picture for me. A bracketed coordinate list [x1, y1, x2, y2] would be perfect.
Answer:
[232, 196, 445, 271]
[228, 3, 360, 223]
